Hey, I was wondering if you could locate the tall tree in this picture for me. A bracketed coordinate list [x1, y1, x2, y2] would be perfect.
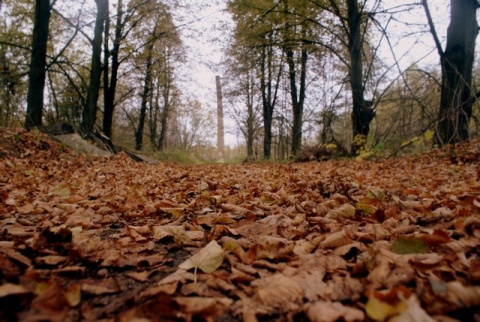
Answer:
[81, 0, 108, 135]
[260, 40, 283, 159]
[422, 0, 479, 145]
[224, 40, 262, 160]
[228, 0, 284, 159]
[345, 0, 375, 154]
[103, 0, 147, 138]
[25, 0, 51, 128]
[216, 75, 225, 158]
[281, 0, 314, 156]
[135, 29, 155, 150]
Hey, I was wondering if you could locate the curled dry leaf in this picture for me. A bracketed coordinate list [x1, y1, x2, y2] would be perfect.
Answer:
[0, 283, 29, 298]
[319, 229, 354, 249]
[388, 295, 435, 322]
[152, 225, 187, 243]
[174, 296, 233, 320]
[326, 203, 356, 219]
[306, 301, 364, 322]
[253, 273, 304, 310]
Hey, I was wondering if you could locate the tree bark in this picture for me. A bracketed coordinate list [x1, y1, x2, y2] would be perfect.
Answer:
[246, 71, 255, 160]
[82, 0, 108, 135]
[103, 0, 123, 138]
[158, 62, 172, 151]
[216, 75, 225, 158]
[260, 40, 282, 160]
[346, 0, 374, 155]
[287, 47, 307, 156]
[435, 0, 478, 145]
[25, 0, 51, 128]
[135, 34, 155, 150]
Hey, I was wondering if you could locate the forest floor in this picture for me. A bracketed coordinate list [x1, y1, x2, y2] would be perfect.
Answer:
[0, 128, 479, 322]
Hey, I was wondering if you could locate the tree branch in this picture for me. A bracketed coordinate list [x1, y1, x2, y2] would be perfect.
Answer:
[421, 0, 444, 57]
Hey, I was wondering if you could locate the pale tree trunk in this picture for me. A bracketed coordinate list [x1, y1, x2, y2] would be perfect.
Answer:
[25, 0, 51, 128]
[135, 33, 154, 150]
[245, 72, 256, 160]
[158, 68, 172, 151]
[216, 75, 225, 158]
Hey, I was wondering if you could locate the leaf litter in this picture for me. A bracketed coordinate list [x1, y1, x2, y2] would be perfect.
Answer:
[0, 128, 479, 321]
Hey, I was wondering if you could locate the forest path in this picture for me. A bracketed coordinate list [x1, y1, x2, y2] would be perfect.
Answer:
[0, 128, 479, 321]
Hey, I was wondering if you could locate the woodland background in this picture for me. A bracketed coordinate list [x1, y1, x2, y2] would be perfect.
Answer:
[1, 1, 480, 320]
[0, 0, 479, 162]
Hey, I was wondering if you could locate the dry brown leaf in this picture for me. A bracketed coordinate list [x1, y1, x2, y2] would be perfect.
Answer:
[306, 301, 364, 322]
[253, 273, 303, 310]
[0, 283, 29, 298]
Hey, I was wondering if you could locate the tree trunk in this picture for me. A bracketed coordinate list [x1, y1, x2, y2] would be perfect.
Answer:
[103, 0, 123, 138]
[82, 0, 108, 135]
[216, 75, 225, 158]
[260, 40, 282, 160]
[135, 36, 154, 150]
[347, 0, 374, 155]
[287, 47, 307, 156]
[246, 72, 255, 160]
[158, 70, 171, 151]
[436, 0, 478, 145]
[158, 101, 169, 150]
[25, 0, 51, 129]
[260, 47, 273, 160]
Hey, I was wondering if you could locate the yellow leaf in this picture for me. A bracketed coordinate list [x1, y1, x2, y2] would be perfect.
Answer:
[65, 283, 81, 307]
[366, 296, 407, 321]
[179, 240, 224, 274]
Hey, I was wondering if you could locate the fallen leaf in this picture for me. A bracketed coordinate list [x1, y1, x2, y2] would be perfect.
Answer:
[179, 240, 224, 274]
[65, 283, 81, 307]
[366, 286, 412, 321]
[0, 283, 29, 298]
[392, 237, 429, 254]
[306, 301, 364, 322]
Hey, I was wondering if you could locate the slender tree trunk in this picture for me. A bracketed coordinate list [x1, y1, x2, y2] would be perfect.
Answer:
[149, 82, 159, 147]
[347, 0, 374, 155]
[102, 1, 110, 135]
[287, 47, 307, 156]
[260, 40, 282, 160]
[246, 72, 255, 160]
[82, 0, 108, 135]
[25, 0, 51, 128]
[435, 0, 478, 145]
[158, 98, 169, 150]
[135, 35, 154, 150]
[216, 75, 225, 158]
[158, 66, 171, 151]
[103, 0, 123, 138]
[260, 46, 273, 159]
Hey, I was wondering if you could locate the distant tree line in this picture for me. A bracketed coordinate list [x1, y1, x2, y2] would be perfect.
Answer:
[224, 0, 479, 159]
[0, 0, 215, 155]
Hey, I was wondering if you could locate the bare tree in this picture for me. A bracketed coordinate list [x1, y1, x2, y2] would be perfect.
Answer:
[81, 0, 108, 135]
[422, 0, 479, 145]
